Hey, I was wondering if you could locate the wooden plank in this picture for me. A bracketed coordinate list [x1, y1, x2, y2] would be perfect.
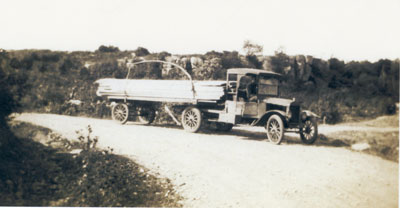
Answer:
[95, 79, 227, 102]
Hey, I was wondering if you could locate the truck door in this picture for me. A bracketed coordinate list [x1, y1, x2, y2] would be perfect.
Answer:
[243, 102, 258, 117]
[217, 100, 243, 124]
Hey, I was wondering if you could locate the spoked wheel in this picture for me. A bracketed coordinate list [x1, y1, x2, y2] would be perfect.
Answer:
[137, 106, 156, 125]
[181, 107, 202, 133]
[112, 103, 129, 124]
[265, 115, 284, 145]
[300, 117, 318, 144]
[216, 122, 233, 132]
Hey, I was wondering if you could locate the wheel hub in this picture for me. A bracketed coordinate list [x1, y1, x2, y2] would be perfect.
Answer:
[305, 126, 312, 134]
[185, 110, 199, 128]
[188, 115, 195, 122]
[269, 121, 281, 140]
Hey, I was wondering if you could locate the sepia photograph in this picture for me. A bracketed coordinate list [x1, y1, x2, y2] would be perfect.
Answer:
[0, 0, 399, 207]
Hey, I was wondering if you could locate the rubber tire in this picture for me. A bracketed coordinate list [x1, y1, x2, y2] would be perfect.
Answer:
[138, 107, 155, 125]
[300, 117, 318, 144]
[181, 107, 202, 133]
[216, 122, 233, 132]
[265, 115, 284, 145]
[112, 103, 129, 124]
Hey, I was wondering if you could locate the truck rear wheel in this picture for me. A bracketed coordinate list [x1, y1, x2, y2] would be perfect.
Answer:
[138, 106, 155, 125]
[265, 115, 284, 144]
[112, 103, 129, 124]
[182, 107, 202, 133]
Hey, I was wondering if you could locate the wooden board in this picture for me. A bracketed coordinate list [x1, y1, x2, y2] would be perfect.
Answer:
[95, 78, 226, 103]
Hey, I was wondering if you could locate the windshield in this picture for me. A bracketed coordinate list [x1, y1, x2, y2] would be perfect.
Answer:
[258, 77, 279, 96]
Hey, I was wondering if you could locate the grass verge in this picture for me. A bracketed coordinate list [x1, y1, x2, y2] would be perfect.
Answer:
[318, 130, 398, 162]
[1, 121, 182, 207]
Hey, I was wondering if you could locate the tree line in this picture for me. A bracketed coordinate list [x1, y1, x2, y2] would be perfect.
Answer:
[0, 43, 398, 124]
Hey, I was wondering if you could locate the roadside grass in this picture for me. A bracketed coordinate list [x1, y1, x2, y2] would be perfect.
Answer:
[344, 115, 399, 128]
[317, 114, 399, 162]
[1, 121, 182, 207]
[317, 131, 399, 162]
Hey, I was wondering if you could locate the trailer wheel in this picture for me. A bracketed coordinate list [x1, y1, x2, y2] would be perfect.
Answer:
[300, 117, 318, 144]
[265, 115, 284, 144]
[182, 107, 202, 133]
[138, 106, 155, 125]
[112, 103, 129, 124]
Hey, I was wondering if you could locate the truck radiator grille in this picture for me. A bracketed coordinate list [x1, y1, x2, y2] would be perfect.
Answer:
[289, 105, 300, 123]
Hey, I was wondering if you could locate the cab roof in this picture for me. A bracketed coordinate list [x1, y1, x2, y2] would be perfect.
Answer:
[227, 68, 282, 77]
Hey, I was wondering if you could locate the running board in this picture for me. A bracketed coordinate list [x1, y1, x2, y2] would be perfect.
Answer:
[202, 109, 224, 114]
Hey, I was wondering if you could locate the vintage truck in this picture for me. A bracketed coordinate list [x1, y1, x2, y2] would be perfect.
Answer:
[95, 60, 319, 144]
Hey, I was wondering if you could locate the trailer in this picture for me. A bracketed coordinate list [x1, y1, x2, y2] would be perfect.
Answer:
[95, 60, 319, 144]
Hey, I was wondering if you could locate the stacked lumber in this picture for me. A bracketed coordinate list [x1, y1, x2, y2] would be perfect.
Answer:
[96, 79, 226, 103]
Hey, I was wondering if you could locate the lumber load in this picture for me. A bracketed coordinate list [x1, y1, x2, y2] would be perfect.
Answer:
[95, 78, 226, 103]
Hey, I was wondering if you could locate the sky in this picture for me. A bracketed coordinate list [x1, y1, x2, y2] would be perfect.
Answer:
[1, 0, 399, 62]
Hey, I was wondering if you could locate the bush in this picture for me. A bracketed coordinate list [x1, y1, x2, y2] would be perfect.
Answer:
[221, 51, 242, 69]
[0, 51, 24, 126]
[1, 123, 182, 206]
[97, 45, 120, 53]
[134, 47, 150, 57]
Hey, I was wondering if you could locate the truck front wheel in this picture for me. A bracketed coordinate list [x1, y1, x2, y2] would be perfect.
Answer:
[299, 117, 318, 144]
[265, 115, 284, 144]
[182, 107, 202, 133]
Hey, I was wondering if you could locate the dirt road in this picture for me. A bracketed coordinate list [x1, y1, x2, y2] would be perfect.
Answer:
[15, 113, 398, 208]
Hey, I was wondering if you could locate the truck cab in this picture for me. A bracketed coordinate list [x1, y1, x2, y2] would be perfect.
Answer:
[208, 68, 318, 144]
[218, 68, 293, 123]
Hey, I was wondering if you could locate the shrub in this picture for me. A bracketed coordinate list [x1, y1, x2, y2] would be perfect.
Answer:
[134, 47, 150, 57]
[221, 51, 242, 69]
[97, 45, 120, 53]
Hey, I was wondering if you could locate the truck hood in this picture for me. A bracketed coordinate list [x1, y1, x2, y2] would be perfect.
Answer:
[263, 97, 296, 106]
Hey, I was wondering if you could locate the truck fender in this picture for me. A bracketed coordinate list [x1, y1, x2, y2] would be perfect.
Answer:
[301, 110, 320, 119]
[252, 110, 287, 127]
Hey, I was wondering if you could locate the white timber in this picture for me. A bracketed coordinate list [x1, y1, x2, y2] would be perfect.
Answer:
[95, 79, 226, 103]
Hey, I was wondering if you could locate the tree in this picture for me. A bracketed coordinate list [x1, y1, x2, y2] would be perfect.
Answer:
[243, 40, 263, 56]
[242, 40, 263, 69]
[328, 58, 345, 73]
[269, 51, 290, 74]
[221, 51, 242, 69]
[0, 50, 27, 126]
[97, 45, 120, 53]
[9, 58, 21, 69]
[205, 50, 222, 58]
[134, 47, 150, 57]
[193, 58, 223, 80]
[156, 51, 171, 60]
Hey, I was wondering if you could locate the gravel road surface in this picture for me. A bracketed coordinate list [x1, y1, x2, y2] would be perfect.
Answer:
[15, 113, 398, 208]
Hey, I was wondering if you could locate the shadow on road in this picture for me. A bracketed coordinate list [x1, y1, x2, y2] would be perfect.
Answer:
[126, 122, 183, 130]
[226, 128, 350, 148]
[123, 121, 397, 162]
[127, 122, 350, 148]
